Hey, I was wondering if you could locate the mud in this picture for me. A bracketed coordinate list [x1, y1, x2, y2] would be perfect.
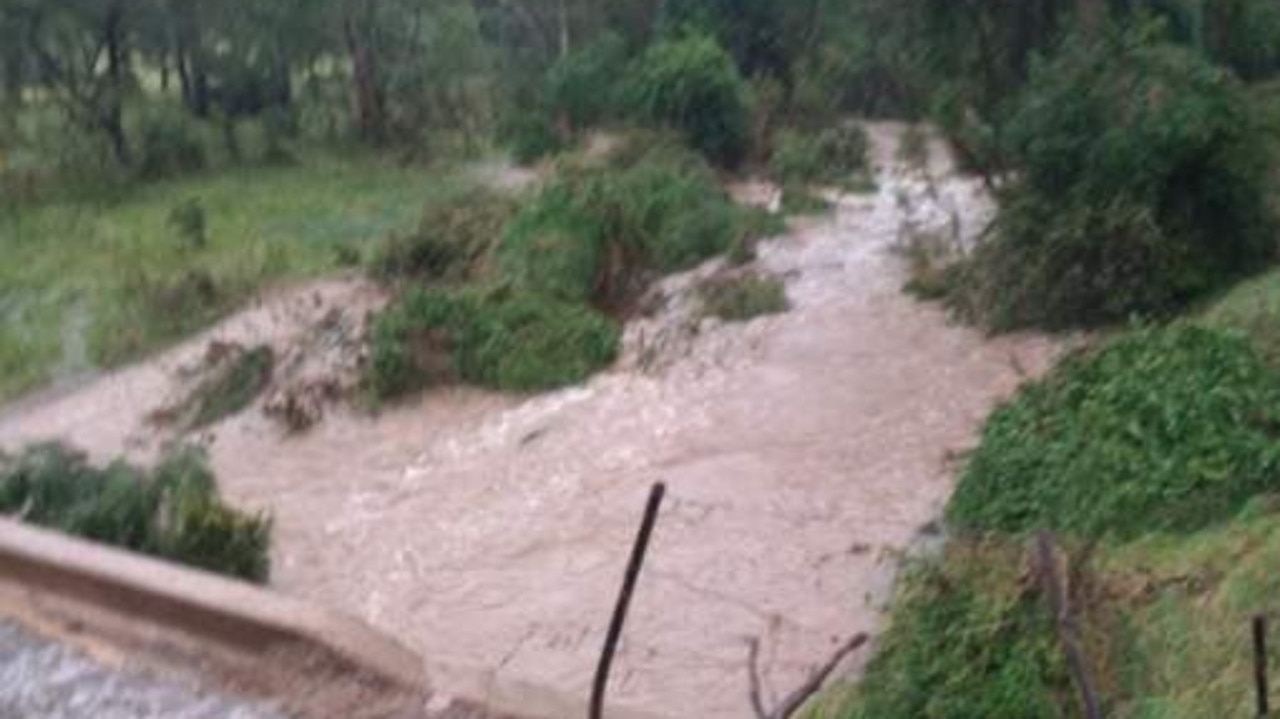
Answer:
[0, 124, 1058, 718]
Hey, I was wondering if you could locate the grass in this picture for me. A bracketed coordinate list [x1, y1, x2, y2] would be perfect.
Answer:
[190, 346, 275, 428]
[0, 150, 475, 403]
[699, 273, 789, 321]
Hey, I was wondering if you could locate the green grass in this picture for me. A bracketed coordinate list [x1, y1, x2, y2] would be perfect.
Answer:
[0, 151, 474, 402]
[698, 273, 789, 321]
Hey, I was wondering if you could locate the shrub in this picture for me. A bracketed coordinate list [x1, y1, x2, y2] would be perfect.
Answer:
[168, 198, 208, 251]
[949, 327, 1280, 538]
[627, 33, 751, 166]
[502, 114, 565, 166]
[372, 188, 517, 283]
[366, 288, 620, 397]
[779, 183, 831, 215]
[136, 108, 208, 181]
[0, 443, 271, 582]
[698, 273, 789, 321]
[545, 33, 628, 129]
[499, 145, 744, 307]
[958, 30, 1278, 330]
[841, 540, 1069, 719]
[770, 123, 869, 185]
[190, 345, 275, 428]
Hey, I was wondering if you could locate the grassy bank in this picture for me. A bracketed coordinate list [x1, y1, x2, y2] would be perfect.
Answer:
[0, 152, 474, 402]
[814, 265, 1280, 718]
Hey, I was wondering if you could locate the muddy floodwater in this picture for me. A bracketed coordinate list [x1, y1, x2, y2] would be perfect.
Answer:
[0, 125, 1057, 718]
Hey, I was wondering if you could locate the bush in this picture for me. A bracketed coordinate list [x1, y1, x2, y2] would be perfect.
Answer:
[949, 327, 1280, 538]
[698, 273, 789, 321]
[168, 198, 208, 251]
[136, 108, 208, 181]
[627, 33, 752, 166]
[190, 345, 275, 428]
[366, 288, 620, 397]
[0, 443, 271, 583]
[770, 123, 869, 185]
[499, 145, 744, 307]
[545, 33, 628, 129]
[841, 541, 1068, 719]
[502, 114, 565, 166]
[958, 30, 1278, 330]
[372, 188, 517, 283]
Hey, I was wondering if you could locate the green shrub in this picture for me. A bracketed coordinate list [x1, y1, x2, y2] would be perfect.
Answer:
[502, 114, 565, 166]
[770, 124, 869, 185]
[372, 188, 517, 283]
[545, 33, 628, 129]
[168, 198, 208, 251]
[0, 443, 271, 582]
[949, 327, 1280, 538]
[698, 273, 789, 321]
[367, 288, 620, 397]
[779, 183, 831, 215]
[839, 541, 1068, 719]
[959, 30, 1278, 330]
[627, 33, 751, 166]
[190, 345, 275, 428]
[136, 108, 208, 181]
[499, 145, 743, 307]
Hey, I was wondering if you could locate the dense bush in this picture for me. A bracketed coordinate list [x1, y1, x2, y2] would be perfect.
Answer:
[499, 145, 746, 307]
[501, 113, 566, 166]
[841, 541, 1068, 719]
[0, 444, 270, 582]
[373, 187, 517, 283]
[367, 288, 619, 397]
[949, 327, 1280, 538]
[770, 123, 870, 185]
[135, 108, 208, 181]
[627, 34, 751, 166]
[545, 34, 628, 130]
[959, 30, 1278, 330]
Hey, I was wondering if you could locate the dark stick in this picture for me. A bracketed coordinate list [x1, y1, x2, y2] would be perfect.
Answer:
[1256, 614, 1270, 718]
[770, 633, 869, 719]
[1034, 532, 1103, 719]
[590, 483, 666, 719]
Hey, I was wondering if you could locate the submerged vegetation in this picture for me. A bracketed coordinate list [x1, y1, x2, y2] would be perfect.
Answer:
[0, 444, 271, 582]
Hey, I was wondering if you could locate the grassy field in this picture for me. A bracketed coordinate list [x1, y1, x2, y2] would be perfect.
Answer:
[0, 151, 475, 403]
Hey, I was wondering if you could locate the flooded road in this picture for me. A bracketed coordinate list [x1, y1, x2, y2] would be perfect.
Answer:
[0, 125, 1057, 718]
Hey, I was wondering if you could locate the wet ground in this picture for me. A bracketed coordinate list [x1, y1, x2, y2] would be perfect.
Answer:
[0, 125, 1057, 718]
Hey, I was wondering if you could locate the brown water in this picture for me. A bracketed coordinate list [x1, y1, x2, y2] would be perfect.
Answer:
[0, 125, 1058, 719]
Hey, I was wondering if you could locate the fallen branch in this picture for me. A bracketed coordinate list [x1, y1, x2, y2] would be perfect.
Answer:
[747, 633, 869, 719]
[1034, 531, 1103, 719]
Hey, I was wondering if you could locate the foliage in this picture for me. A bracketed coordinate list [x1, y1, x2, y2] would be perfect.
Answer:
[499, 145, 746, 307]
[136, 108, 209, 181]
[771, 124, 870, 186]
[627, 33, 751, 166]
[545, 33, 628, 129]
[831, 540, 1069, 719]
[958, 30, 1278, 330]
[502, 113, 566, 165]
[167, 197, 208, 251]
[698, 273, 788, 322]
[0, 443, 271, 582]
[372, 187, 517, 283]
[949, 327, 1280, 538]
[780, 183, 831, 216]
[366, 288, 619, 397]
[190, 345, 274, 428]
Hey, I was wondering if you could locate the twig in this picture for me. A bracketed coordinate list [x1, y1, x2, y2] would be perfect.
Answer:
[747, 633, 869, 719]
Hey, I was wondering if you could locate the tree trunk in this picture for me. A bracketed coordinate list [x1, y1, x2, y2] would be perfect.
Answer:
[344, 0, 385, 143]
[1076, 0, 1104, 38]
[102, 2, 130, 165]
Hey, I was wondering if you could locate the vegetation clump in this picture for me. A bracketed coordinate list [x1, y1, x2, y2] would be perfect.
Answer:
[699, 273, 788, 322]
[770, 124, 870, 186]
[627, 33, 752, 167]
[0, 443, 271, 582]
[373, 188, 517, 284]
[189, 344, 275, 428]
[958, 30, 1278, 330]
[835, 541, 1069, 719]
[367, 289, 619, 398]
[949, 327, 1280, 538]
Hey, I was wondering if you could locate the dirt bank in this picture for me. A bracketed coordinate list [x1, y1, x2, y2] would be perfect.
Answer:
[0, 124, 1057, 718]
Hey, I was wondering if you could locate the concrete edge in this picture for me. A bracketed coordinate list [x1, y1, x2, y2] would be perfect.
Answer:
[0, 518, 424, 690]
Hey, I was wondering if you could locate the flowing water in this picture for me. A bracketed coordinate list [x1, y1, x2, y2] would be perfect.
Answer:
[0, 125, 1058, 718]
